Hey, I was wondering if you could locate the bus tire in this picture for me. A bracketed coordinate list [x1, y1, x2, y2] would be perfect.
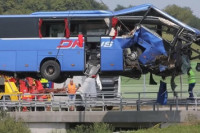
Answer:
[41, 60, 60, 81]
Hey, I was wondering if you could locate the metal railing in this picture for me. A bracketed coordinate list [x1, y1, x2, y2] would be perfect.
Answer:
[0, 91, 200, 112]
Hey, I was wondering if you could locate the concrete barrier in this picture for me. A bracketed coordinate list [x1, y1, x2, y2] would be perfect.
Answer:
[9, 111, 200, 133]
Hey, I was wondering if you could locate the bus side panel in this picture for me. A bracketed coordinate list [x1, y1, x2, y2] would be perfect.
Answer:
[101, 37, 123, 71]
[62, 49, 84, 71]
[16, 51, 37, 71]
[0, 51, 16, 71]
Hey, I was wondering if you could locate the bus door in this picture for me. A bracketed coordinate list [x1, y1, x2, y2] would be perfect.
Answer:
[60, 36, 85, 71]
[100, 37, 123, 71]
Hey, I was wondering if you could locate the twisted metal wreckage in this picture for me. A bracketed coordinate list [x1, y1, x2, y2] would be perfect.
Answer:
[99, 4, 200, 94]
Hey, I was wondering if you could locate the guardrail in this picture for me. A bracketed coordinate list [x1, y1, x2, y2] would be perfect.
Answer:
[0, 91, 199, 112]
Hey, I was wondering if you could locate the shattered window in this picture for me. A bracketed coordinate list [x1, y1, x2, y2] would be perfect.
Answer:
[161, 26, 177, 43]
[41, 19, 65, 37]
[143, 24, 176, 43]
[70, 19, 108, 36]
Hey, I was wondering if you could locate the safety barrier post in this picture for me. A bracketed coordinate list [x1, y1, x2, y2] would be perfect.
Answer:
[19, 94, 21, 112]
[89, 94, 92, 112]
[156, 103, 159, 111]
[153, 103, 155, 111]
[170, 104, 173, 111]
[120, 93, 122, 111]
[102, 93, 105, 111]
[34, 94, 37, 112]
[176, 96, 178, 111]
[195, 98, 197, 111]
[74, 94, 77, 112]
[3, 95, 5, 111]
[137, 93, 140, 111]
[84, 93, 87, 111]
[67, 93, 70, 112]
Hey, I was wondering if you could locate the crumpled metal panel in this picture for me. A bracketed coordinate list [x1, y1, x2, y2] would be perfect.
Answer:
[133, 26, 168, 65]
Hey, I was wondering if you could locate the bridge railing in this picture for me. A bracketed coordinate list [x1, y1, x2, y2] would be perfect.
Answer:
[0, 91, 199, 112]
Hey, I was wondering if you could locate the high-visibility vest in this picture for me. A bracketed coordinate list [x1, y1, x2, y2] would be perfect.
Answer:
[188, 70, 196, 84]
[68, 83, 76, 94]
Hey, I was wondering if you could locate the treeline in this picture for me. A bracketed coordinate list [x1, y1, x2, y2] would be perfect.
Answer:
[0, 1, 199, 29]
[164, 5, 200, 29]
[0, 0, 108, 14]
[114, 4, 200, 29]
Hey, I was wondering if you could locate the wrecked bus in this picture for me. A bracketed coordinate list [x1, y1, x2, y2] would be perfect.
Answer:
[0, 4, 200, 83]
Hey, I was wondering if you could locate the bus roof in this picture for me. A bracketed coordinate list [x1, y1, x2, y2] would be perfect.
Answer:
[0, 10, 113, 18]
[0, 4, 199, 35]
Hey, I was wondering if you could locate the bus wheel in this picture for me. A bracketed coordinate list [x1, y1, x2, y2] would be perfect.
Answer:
[41, 60, 60, 81]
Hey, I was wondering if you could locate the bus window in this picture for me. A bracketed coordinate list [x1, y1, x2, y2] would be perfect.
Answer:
[0, 17, 38, 38]
[41, 19, 65, 37]
[70, 19, 108, 36]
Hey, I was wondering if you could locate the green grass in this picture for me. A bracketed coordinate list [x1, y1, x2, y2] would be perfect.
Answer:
[124, 123, 200, 133]
[121, 62, 200, 98]
[66, 123, 113, 133]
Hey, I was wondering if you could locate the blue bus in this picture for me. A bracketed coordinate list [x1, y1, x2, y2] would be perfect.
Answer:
[0, 4, 199, 83]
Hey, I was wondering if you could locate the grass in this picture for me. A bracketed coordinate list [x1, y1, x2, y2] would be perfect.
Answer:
[66, 123, 113, 133]
[120, 61, 200, 98]
[0, 111, 30, 133]
[123, 123, 200, 133]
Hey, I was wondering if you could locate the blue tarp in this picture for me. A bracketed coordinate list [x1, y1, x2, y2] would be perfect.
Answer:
[157, 81, 168, 105]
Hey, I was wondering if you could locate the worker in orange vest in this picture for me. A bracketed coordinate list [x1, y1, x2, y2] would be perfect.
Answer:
[67, 79, 79, 111]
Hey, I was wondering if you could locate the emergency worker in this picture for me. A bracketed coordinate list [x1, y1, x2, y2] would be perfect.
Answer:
[67, 79, 79, 111]
[188, 68, 196, 99]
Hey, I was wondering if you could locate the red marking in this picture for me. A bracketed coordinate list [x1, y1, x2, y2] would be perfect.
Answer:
[64, 18, 70, 38]
[78, 34, 83, 47]
[39, 19, 43, 38]
[112, 17, 118, 27]
[57, 39, 84, 49]
[112, 17, 118, 40]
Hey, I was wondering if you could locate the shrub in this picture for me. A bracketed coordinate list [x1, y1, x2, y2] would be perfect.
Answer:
[0, 111, 31, 133]
[67, 123, 113, 133]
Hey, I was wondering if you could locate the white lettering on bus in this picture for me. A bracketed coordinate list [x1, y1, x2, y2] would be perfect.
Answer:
[101, 41, 113, 47]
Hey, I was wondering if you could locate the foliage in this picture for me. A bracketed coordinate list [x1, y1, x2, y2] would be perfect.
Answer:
[123, 123, 200, 133]
[0, 111, 31, 133]
[164, 4, 200, 29]
[67, 123, 113, 133]
[114, 4, 200, 29]
[114, 4, 133, 11]
[0, 0, 108, 14]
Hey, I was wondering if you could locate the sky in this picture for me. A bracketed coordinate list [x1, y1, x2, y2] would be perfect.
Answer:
[97, 0, 200, 18]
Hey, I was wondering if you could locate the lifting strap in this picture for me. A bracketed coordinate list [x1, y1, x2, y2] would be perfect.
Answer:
[39, 19, 43, 38]
[64, 18, 70, 38]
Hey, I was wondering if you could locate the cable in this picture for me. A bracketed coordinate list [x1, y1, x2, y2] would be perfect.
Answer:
[99, 0, 109, 10]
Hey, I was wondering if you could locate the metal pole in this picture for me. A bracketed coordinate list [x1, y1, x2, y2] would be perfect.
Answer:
[143, 75, 146, 98]
[180, 75, 183, 98]
[176, 96, 178, 111]
[137, 93, 141, 111]
[120, 93, 122, 111]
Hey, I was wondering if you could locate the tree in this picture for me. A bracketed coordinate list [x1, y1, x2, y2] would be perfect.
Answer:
[114, 4, 133, 11]
[164, 4, 200, 29]
[0, 0, 108, 14]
